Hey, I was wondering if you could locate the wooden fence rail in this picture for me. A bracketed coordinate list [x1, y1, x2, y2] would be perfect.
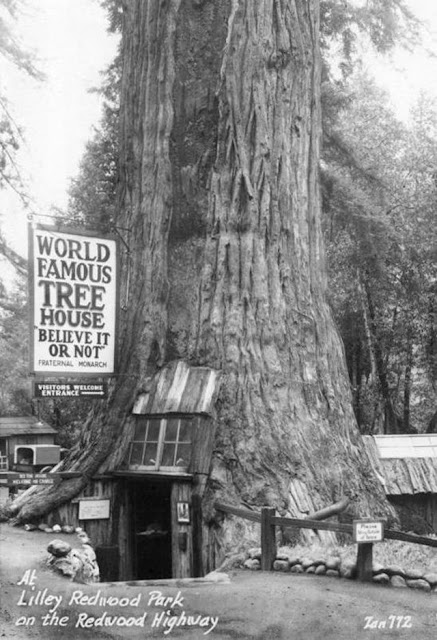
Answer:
[214, 501, 437, 581]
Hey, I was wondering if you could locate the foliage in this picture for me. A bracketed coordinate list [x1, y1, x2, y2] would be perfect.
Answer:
[0, 279, 30, 414]
[65, 1, 122, 231]
[0, 0, 43, 204]
[0, 0, 42, 77]
[67, 57, 120, 232]
[322, 72, 437, 434]
[99, 0, 123, 34]
[320, 0, 421, 77]
[0, 2, 91, 452]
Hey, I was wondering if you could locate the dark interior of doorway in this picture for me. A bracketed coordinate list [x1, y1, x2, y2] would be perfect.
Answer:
[130, 480, 172, 579]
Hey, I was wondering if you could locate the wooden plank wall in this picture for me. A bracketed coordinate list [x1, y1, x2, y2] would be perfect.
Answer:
[47, 479, 116, 549]
[171, 481, 193, 578]
[189, 416, 216, 475]
[117, 480, 132, 580]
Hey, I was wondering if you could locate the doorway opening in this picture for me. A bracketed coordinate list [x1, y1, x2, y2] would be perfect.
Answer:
[129, 480, 172, 579]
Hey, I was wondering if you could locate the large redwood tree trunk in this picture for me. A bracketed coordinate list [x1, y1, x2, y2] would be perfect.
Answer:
[4, 0, 391, 528]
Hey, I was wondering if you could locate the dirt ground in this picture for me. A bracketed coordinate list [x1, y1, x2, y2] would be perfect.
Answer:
[1, 522, 437, 640]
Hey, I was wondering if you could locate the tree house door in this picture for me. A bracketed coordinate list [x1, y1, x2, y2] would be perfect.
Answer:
[130, 480, 172, 579]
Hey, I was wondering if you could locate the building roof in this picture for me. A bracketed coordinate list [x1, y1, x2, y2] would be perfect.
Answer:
[132, 360, 221, 416]
[0, 416, 57, 438]
[363, 435, 437, 495]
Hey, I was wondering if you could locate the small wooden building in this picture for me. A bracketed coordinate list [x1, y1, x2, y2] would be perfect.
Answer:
[363, 434, 437, 534]
[0, 416, 57, 471]
[47, 361, 221, 581]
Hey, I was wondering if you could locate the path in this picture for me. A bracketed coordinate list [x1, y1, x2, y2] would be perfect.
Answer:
[1, 522, 436, 640]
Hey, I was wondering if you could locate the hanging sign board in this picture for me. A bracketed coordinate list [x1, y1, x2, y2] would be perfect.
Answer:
[8, 473, 61, 487]
[78, 498, 111, 520]
[29, 224, 118, 377]
[353, 519, 385, 543]
[33, 381, 108, 399]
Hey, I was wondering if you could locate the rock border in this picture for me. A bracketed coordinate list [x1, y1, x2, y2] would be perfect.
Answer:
[243, 548, 437, 593]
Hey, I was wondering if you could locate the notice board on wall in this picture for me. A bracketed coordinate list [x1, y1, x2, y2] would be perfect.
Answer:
[78, 498, 110, 521]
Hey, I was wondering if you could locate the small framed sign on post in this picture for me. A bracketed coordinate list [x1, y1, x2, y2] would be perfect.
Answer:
[353, 519, 385, 543]
[353, 519, 385, 582]
[177, 502, 190, 523]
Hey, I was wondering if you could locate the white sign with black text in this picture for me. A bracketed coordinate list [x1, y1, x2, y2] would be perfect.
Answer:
[78, 499, 111, 521]
[353, 519, 385, 543]
[29, 224, 118, 377]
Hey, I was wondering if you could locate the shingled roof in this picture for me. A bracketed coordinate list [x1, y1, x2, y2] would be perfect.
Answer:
[363, 435, 437, 495]
[132, 360, 221, 416]
[0, 416, 56, 438]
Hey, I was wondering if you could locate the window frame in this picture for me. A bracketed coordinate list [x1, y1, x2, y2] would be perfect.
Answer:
[128, 416, 193, 473]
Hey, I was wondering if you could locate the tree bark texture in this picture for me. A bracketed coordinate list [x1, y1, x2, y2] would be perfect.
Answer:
[4, 0, 392, 528]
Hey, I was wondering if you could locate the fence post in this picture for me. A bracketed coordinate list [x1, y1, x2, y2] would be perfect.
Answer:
[356, 542, 373, 582]
[261, 507, 276, 571]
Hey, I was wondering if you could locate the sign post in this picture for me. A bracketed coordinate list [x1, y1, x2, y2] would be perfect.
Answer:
[353, 519, 385, 582]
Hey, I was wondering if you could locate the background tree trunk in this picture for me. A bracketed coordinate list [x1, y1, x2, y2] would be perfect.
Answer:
[4, 0, 392, 527]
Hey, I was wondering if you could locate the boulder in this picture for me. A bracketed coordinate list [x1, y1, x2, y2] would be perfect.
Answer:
[315, 564, 326, 576]
[290, 564, 304, 574]
[49, 542, 99, 584]
[340, 560, 356, 579]
[372, 562, 385, 575]
[71, 546, 100, 584]
[405, 569, 423, 580]
[373, 573, 390, 585]
[204, 571, 231, 583]
[52, 524, 62, 533]
[341, 569, 355, 580]
[77, 532, 91, 545]
[24, 524, 37, 531]
[62, 525, 75, 534]
[391, 575, 407, 588]
[385, 564, 405, 577]
[47, 539, 72, 558]
[51, 554, 82, 579]
[325, 570, 340, 578]
[244, 559, 260, 571]
[276, 553, 290, 562]
[406, 579, 431, 592]
[273, 560, 289, 572]
[301, 558, 315, 570]
[306, 566, 316, 574]
[423, 573, 437, 587]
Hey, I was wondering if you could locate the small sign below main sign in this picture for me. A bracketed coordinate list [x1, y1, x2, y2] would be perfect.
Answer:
[353, 519, 385, 543]
[8, 473, 61, 487]
[33, 382, 107, 399]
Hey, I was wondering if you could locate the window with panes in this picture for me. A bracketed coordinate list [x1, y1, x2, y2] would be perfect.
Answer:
[129, 417, 192, 471]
